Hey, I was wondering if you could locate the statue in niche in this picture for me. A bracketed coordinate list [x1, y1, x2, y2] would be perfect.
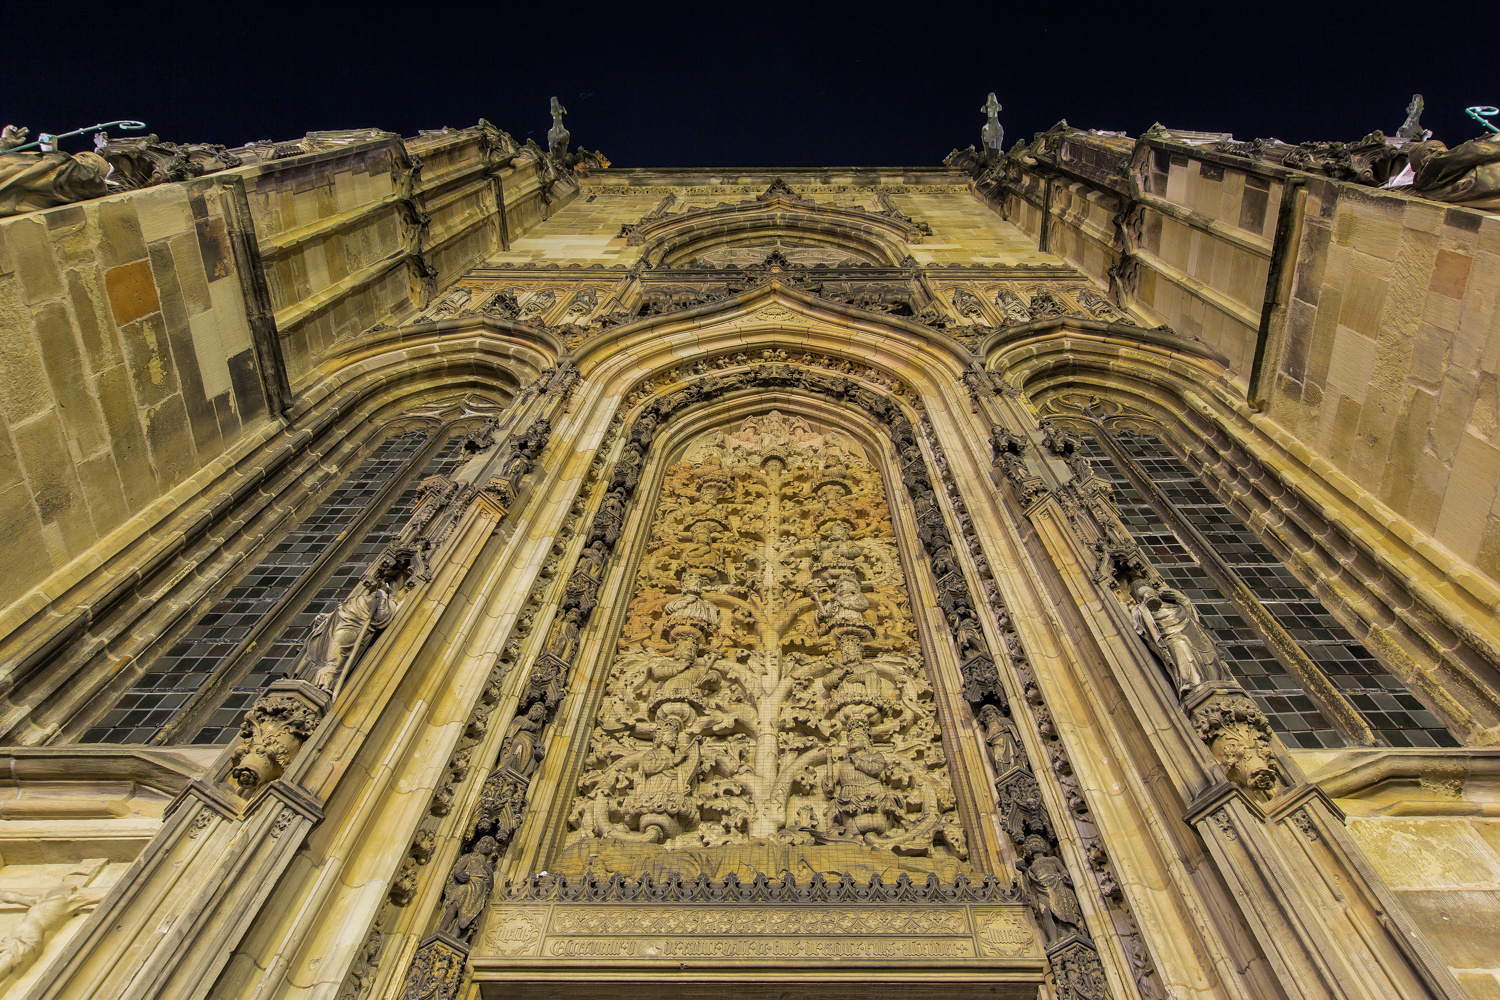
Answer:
[978, 703, 1024, 775]
[564, 539, 609, 616]
[541, 608, 583, 664]
[823, 718, 908, 842]
[1130, 581, 1229, 697]
[0, 881, 108, 988]
[994, 288, 1032, 325]
[1018, 834, 1083, 942]
[297, 580, 397, 691]
[436, 837, 497, 939]
[622, 715, 702, 842]
[557, 285, 598, 327]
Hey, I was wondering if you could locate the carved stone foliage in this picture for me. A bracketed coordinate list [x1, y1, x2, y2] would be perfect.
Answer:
[570, 414, 965, 863]
[227, 684, 325, 794]
[503, 869, 1019, 904]
[1190, 690, 1285, 800]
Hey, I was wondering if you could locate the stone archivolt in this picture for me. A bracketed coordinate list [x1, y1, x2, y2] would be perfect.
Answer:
[569, 413, 965, 865]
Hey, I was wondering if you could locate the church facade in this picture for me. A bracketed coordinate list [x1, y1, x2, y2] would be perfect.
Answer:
[0, 102, 1497, 1000]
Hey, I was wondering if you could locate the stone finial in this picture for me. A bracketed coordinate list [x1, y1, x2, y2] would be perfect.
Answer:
[1397, 93, 1428, 140]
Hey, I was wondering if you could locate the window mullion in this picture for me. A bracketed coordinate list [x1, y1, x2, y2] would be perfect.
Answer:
[1093, 427, 1379, 748]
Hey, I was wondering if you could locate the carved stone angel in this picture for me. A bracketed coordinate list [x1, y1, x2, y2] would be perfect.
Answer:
[1130, 581, 1228, 697]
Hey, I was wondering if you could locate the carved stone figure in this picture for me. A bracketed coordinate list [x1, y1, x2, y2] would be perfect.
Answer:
[436, 836, 498, 939]
[978, 703, 1023, 775]
[542, 608, 583, 664]
[823, 719, 907, 842]
[1019, 834, 1082, 942]
[563, 539, 608, 616]
[590, 488, 628, 548]
[0, 150, 110, 216]
[0, 883, 106, 988]
[296, 581, 398, 692]
[623, 716, 701, 842]
[980, 92, 1004, 165]
[1130, 581, 1228, 696]
[547, 96, 570, 162]
[951, 287, 991, 325]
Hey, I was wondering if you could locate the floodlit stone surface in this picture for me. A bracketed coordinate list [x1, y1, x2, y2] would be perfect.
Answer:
[0, 118, 1495, 1000]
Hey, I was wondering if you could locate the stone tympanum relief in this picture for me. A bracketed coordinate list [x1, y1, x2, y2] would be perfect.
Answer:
[565, 413, 967, 876]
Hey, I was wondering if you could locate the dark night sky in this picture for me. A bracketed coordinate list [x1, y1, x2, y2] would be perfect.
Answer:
[4, 1, 1497, 168]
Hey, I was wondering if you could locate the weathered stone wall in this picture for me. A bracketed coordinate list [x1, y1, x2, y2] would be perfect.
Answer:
[999, 133, 1500, 596]
[1002, 139, 1280, 380]
[244, 130, 568, 384]
[1305, 749, 1500, 997]
[0, 180, 268, 615]
[1266, 182, 1500, 581]
[0, 129, 568, 640]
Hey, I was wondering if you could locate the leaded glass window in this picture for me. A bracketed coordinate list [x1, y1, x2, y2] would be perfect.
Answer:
[1081, 429, 1458, 749]
[82, 426, 470, 745]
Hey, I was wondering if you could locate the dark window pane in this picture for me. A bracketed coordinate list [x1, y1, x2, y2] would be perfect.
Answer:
[1102, 432, 1457, 748]
[82, 432, 432, 745]
[190, 435, 470, 744]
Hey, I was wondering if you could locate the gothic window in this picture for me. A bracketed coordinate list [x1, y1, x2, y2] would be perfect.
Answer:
[1081, 429, 1459, 749]
[80, 426, 472, 746]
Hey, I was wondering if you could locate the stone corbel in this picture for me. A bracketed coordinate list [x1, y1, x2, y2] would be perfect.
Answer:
[1184, 684, 1285, 802]
[226, 680, 331, 796]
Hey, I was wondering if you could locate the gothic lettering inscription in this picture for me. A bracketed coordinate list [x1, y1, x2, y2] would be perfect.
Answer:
[475, 903, 1041, 964]
[566, 414, 967, 873]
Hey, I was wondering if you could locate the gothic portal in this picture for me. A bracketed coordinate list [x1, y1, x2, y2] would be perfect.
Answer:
[0, 102, 1498, 1000]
